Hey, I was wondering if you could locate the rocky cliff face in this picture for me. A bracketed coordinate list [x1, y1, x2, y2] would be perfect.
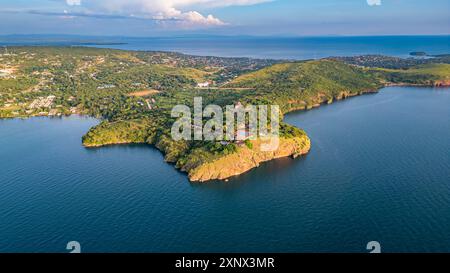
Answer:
[188, 136, 311, 182]
[433, 80, 450, 87]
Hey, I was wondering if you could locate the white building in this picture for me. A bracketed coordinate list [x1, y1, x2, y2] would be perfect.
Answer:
[197, 82, 210, 88]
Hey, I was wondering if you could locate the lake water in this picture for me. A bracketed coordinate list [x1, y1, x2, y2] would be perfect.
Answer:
[1, 87, 449, 253]
[2, 35, 450, 59]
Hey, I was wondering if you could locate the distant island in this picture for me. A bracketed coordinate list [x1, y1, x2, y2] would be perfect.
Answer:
[1, 47, 449, 181]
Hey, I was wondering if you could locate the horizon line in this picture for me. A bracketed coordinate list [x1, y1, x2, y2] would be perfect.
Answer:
[1, 33, 450, 39]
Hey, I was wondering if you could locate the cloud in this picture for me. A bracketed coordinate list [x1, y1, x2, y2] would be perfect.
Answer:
[367, 0, 381, 6]
[62, 0, 271, 27]
[66, 0, 81, 6]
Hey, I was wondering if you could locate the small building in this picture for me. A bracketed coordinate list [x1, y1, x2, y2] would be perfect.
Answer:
[197, 82, 210, 88]
[97, 84, 116, 90]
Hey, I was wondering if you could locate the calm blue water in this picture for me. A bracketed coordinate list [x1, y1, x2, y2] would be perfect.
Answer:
[1, 35, 449, 59]
[0, 87, 449, 253]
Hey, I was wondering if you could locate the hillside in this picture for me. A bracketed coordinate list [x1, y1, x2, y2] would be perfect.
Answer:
[225, 60, 383, 112]
[370, 63, 450, 86]
[225, 60, 450, 113]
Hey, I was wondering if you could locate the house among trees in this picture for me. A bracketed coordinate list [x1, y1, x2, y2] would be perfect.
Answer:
[197, 81, 210, 88]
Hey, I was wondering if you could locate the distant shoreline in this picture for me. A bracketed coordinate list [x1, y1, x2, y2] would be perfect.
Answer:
[2, 35, 449, 60]
[77, 42, 129, 46]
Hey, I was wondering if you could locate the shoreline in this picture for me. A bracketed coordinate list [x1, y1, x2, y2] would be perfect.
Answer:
[385, 82, 450, 87]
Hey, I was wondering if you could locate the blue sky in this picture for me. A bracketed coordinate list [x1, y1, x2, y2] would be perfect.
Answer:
[0, 0, 449, 36]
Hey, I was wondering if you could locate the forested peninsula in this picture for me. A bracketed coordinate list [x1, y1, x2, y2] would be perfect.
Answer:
[1, 47, 449, 181]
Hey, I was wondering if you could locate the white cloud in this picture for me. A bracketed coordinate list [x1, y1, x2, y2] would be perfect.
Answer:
[367, 0, 381, 6]
[66, 0, 81, 6]
[63, 0, 271, 27]
[180, 11, 226, 26]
